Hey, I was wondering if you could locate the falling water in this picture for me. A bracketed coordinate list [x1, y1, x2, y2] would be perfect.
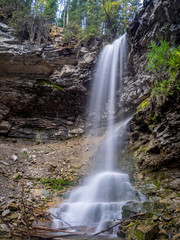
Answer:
[51, 35, 142, 236]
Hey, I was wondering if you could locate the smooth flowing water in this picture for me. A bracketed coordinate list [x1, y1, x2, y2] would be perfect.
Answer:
[51, 35, 142, 236]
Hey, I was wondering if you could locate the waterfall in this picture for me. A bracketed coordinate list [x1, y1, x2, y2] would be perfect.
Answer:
[51, 35, 142, 236]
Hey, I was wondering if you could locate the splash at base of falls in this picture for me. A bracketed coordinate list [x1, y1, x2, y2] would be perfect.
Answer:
[51, 170, 142, 235]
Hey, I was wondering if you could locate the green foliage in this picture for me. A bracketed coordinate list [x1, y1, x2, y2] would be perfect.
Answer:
[21, 150, 29, 159]
[137, 145, 146, 155]
[37, 80, 65, 92]
[1, 0, 58, 42]
[1, 0, 141, 43]
[63, 21, 82, 43]
[149, 113, 157, 123]
[146, 40, 180, 95]
[32, 0, 58, 24]
[137, 98, 150, 110]
[40, 178, 75, 191]
[59, 0, 141, 42]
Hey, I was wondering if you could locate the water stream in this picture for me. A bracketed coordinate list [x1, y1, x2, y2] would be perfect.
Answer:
[51, 35, 142, 236]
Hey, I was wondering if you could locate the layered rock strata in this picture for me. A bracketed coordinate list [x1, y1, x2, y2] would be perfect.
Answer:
[0, 22, 99, 141]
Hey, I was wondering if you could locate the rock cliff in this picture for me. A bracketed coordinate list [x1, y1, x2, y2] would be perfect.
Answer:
[117, 0, 180, 238]
[126, 0, 180, 198]
[0, 22, 99, 141]
[120, 0, 180, 111]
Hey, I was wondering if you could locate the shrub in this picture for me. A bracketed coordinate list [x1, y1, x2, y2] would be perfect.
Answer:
[146, 40, 180, 95]
[63, 21, 82, 43]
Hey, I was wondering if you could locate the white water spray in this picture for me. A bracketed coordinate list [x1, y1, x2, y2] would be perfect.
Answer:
[51, 35, 142, 235]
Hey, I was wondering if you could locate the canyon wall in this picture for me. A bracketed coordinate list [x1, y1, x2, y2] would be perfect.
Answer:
[0, 22, 100, 141]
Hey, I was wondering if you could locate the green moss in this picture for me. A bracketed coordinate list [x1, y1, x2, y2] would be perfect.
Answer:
[39, 178, 76, 191]
[124, 222, 136, 230]
[21, 151, 29, 159]
[137, 145, 147, 155]
[149, 112, 158, 123]
[136, 229, 144, 240]
[147, 40, 180, 96]
[36, 128, 43, 133]
[37, 80, 65, 92]
[153, 179, 161, 190]
[137, 98, 150, 111]
[13, 174, 22, 181]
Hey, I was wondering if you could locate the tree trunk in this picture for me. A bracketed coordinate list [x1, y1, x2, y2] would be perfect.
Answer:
[63, 0, 66, 27]
[66, 0, 70, 25]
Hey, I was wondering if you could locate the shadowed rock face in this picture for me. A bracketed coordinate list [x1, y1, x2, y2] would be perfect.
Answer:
[129, 92, 180, 172]
[0, 22, 100, 141]
[125, 0, 180, 173]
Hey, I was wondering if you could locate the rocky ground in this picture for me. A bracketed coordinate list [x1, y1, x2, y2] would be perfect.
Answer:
[0, 134, 104, 239]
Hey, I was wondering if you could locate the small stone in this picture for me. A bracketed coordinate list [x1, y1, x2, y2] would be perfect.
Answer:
[162, 213, 172, 221]
[11, 154, 18, 161]
[2, 209, 11, 217]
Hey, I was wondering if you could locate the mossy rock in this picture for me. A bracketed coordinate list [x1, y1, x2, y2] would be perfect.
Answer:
[124, 219, 159, 240]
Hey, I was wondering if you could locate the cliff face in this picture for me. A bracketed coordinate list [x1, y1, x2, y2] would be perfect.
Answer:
[118, 1, 180, 238]
[120, 0, 180, 111]
[0, 22, 99, 141]
[126, 0, 180, 194]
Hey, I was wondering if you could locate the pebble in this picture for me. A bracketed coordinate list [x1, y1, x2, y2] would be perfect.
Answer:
[2, 209, 11, 217]
[11, 154, 18, 161]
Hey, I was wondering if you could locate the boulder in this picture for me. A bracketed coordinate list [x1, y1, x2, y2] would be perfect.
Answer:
[136, 221, 159, 240]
